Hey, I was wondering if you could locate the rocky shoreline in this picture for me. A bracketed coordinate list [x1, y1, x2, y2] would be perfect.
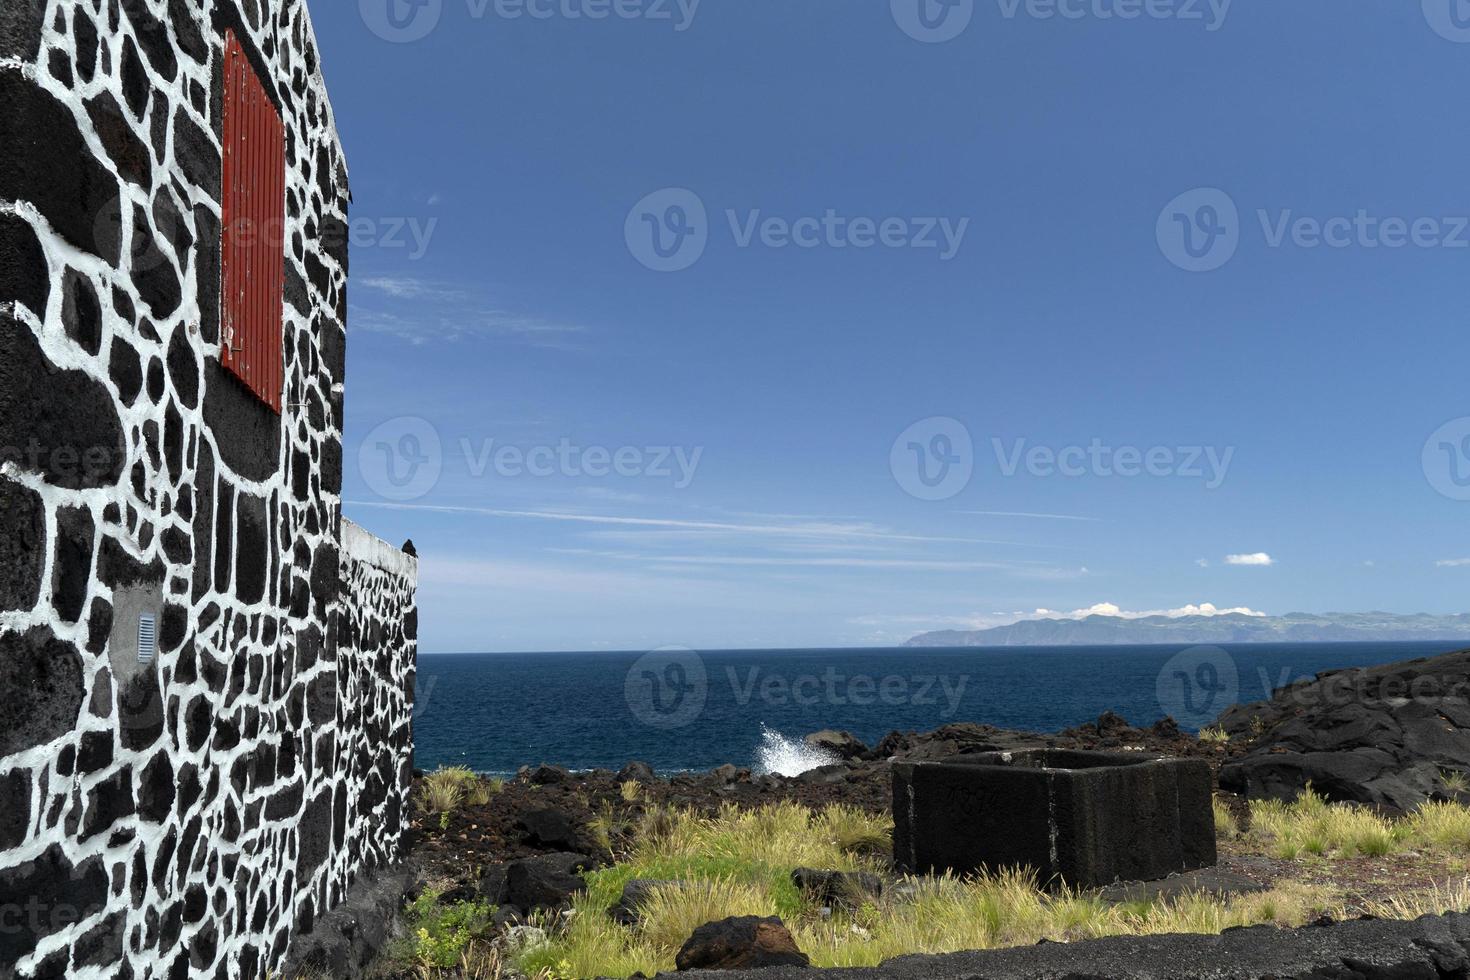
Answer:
[291, 647, 1470, 977]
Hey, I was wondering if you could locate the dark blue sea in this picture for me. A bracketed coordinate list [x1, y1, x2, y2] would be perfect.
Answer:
[412, 642, 1466, 776]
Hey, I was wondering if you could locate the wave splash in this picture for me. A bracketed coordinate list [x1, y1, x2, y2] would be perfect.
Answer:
[754, 725, 841, 777]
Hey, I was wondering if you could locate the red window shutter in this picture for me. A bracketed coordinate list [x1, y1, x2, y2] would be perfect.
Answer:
[220, 30, 286, 413]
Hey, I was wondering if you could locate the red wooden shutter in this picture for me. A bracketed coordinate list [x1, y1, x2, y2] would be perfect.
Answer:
[220, 30, 286, 413]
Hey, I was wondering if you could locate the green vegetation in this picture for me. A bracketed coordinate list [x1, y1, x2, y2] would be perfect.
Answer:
[1243, 786, 1462, 860]
[392, 890, 497, 971]
[397, 793, 1470, 979]
[513, 801, 1346, 977]
[1197, 726, 1231, 745]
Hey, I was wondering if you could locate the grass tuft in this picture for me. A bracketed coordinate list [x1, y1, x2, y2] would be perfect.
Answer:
[1197, 727, 1231, 745]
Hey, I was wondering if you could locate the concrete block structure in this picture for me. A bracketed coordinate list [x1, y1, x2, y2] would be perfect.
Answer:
[893, 750, 1216, 889]
[0, 1, 418, 976]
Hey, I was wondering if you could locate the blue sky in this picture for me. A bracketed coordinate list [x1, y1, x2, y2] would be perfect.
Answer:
[314, 0, 1470, 653]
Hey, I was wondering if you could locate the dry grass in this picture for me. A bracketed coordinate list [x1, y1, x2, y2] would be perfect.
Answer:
[1360, 877, 1470, 920]
[1198, 727, 1231, 745]
[1247, 787, 1407, 860]
[511, 801, 1363, 978]
[1213, 798, 1239, 839]
[421, 767, 502, 820]
[404, 793, 1470, 979]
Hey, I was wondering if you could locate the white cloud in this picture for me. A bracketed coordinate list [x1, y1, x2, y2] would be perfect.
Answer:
[1195, 559, 1210, 568]
[1225, 553, 1275, 567]
[358, 276, 452, 300]
[1031, 602, 1268, 621]
[351, 277, 589, 348]
[1437, 559, 1470, 568]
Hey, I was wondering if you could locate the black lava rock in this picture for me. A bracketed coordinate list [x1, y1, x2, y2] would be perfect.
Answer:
[505, 853, 591, 912]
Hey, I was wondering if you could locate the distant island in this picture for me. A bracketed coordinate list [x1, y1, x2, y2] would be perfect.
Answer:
[905, 612, 1470, 647]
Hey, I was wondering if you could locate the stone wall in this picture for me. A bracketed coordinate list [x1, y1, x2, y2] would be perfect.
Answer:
[331, 521, 418, 891]
[0, 1, 418, 977]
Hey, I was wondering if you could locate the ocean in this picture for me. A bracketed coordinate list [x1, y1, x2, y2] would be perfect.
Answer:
[411, 641, 1465, 776]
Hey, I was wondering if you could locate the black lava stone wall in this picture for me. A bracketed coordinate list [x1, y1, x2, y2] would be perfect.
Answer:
[0, 2, 418, 977]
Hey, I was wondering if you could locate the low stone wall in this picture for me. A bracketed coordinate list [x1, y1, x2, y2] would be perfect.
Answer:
[677, 912, 1470, 980]
[331, 520, 418, 886]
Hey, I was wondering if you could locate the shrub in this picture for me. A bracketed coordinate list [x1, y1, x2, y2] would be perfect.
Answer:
[421, 771, 467, 817]
[1197, 727, 1230, 745]
[396, 890, 495, 969]
[422, 766, 498, 815]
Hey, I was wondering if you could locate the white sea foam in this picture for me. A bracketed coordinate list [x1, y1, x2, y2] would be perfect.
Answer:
[754, 725, 841, 776]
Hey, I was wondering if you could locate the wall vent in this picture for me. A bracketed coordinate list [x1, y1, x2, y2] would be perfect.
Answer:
[137, 613, 157, 665]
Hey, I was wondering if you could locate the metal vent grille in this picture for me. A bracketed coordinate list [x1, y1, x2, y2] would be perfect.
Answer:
[137, 613, 157, 665]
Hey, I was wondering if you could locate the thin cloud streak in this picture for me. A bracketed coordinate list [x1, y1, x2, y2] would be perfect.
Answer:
[960, 511, 1101, 522]
[547, 548, 1039, 572]
[348, 500, 1057, 548]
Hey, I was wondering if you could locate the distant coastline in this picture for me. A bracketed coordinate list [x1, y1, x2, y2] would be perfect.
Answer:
[905, 612, 1470, 648]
